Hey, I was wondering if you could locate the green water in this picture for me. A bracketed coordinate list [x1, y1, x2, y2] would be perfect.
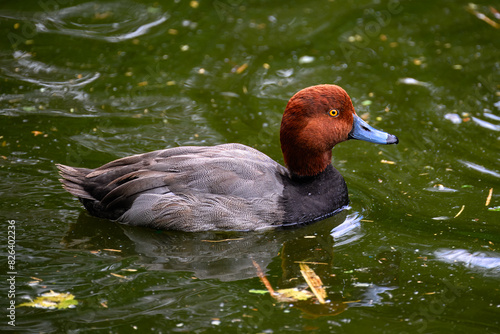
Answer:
[1, 0, 499, 333]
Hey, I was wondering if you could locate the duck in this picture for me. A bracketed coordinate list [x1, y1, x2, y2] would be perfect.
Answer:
[57, 84, 398, 231]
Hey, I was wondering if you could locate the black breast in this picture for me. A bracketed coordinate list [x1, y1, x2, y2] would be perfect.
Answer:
[280, 164, 349, 227]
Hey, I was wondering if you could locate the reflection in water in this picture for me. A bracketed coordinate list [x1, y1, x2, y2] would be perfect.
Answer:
[434, 248, 500, 273]
[64, 211, 354, 282]
[0, 0, 498, 330]
[356, 285, 398, 307]
[348, 250, 401, 307]
[123, 226, 281, 282]
[330, 213, 363, 247]
[61, 211, 401, 318]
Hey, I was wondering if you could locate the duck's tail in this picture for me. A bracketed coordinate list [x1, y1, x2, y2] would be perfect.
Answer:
[56, 163, 131, 220]
[56, 164, 95, 200]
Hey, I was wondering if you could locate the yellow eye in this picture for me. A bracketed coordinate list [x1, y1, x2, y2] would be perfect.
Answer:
[329, 109, 339, 117]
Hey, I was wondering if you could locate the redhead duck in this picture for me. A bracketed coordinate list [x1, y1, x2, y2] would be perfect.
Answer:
[57, 84, 398, 231]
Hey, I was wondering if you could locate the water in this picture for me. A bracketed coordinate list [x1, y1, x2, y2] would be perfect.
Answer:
[1, 0, 499, 332]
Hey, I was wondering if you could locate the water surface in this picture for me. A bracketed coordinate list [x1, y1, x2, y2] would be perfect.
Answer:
[1, 0, 499, 333]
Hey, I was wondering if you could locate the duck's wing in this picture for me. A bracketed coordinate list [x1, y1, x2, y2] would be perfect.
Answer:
[57, 143, 289, 231]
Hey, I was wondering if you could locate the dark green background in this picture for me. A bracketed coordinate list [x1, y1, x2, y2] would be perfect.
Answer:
[1, 0, 499, 333]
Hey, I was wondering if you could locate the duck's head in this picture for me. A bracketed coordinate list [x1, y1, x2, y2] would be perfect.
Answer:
[280, 84, 398, 177]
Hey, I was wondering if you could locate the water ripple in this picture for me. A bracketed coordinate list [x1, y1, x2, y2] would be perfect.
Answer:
[434, 248, 500, 274]
[471, 116, 500, 131]
[459, 160, 500, 178]
[2, 51, 100, 89]
[34, 2, 169, 42]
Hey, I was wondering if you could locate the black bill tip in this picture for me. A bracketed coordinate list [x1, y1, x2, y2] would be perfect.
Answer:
[387, 134, 399, 144]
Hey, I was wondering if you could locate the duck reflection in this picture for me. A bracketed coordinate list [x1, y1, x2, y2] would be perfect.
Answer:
[62, 211, 401, 317]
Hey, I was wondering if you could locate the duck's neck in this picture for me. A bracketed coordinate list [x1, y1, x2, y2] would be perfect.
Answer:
[282, 146, 332, 177]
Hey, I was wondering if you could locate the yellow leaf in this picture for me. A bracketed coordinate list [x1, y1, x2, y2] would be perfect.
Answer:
[300, 263, 327, 304]
[110, 273, 128, 279]
[235, 63, 248, 74]
[454, 205, 465, 218]
[275, 288, 314, 301]
[18, 291, 78, 309]
[486, 188, 493, 206]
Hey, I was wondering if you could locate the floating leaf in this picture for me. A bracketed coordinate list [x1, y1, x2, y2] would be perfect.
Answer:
[110, 273, 128, 279]
[488, 206, 500, 212]
[454, 205, 465, 218]
[249, 289, 269, 295]
[19, 291, 78, 309]
[103, 248, 122, 252]
[275, 288, 313, 301]
[252, 260, 276, 295]
[485, 188, 493, 206]
[300, 263, 326, 304]
[235, 63, 248, 74]
[252, 260, 314, 302]
[466, 3, 500, 29]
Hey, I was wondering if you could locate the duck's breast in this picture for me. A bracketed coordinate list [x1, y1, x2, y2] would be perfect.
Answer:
[280, 164, 349, 227]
